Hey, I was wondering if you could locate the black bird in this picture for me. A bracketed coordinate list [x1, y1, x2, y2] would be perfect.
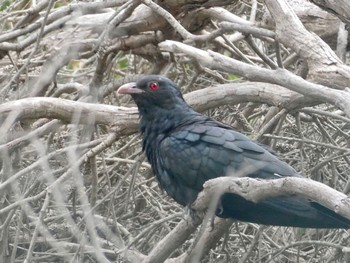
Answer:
[117, 75, 350, 228]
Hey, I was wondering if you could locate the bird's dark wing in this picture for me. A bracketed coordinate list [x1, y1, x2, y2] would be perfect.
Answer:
[156, 120, 291, 204]
[157, 121, 297, 203]
[156, 121, 350, 228]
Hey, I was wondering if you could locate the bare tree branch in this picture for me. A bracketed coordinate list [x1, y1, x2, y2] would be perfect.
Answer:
[310, 0, 350, 25]
[265, 0, 350, 89]
[159, 40, 350, 118]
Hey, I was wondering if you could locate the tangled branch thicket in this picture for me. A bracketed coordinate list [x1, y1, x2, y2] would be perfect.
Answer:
[0, 0, 350, 262]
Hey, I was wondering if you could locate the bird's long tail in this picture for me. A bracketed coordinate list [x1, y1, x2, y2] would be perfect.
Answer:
[218, 193, 350, 228]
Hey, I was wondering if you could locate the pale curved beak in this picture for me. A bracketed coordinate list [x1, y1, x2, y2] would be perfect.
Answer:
[117, 82, 144, 94]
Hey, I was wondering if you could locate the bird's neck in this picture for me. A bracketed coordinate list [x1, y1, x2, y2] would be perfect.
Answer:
[139, 106, 199, 150]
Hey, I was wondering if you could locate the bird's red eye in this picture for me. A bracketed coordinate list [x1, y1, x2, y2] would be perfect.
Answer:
[149, 82, 159, 91]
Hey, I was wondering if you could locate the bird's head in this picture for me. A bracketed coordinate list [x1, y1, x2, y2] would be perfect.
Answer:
[117, 75, 188, 114]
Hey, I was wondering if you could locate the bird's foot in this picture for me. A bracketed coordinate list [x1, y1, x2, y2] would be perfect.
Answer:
[185, 206, 203, 226]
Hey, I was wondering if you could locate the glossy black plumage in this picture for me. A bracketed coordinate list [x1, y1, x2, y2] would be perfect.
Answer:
[117, 75, 350, 228]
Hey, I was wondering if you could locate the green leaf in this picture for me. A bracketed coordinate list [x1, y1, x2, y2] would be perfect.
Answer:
[0, 0, 11, 11]
[227, 74, 239, 80]
[118, 58, 128, 70]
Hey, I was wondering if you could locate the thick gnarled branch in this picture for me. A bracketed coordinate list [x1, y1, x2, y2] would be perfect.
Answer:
[265, 0, 350, 89]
